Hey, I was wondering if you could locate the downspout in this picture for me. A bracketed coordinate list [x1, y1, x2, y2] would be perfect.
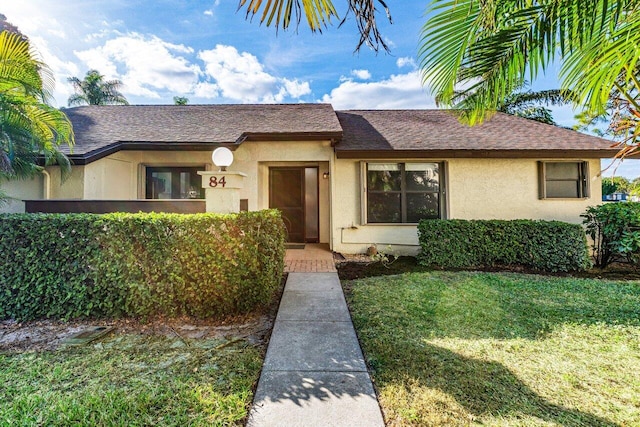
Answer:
[41, 169, 51, 199]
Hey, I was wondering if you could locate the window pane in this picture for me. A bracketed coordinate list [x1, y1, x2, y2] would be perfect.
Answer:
[407, 193, 439, 222]
[146, 167, 204, 199]
[271, 169, 303, 207]
[546, 162, 579, 180]
[367, 193, 401, 223]
[151, 172, 172, 199]
[405, 163, 438, 172]
[406, 169, 439, 191]
[546, 180, 579, 198]
[367, 168, 401, 191]
[368, 163, 400, 171]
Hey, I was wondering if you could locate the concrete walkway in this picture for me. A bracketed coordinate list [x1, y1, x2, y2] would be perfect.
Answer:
[247, 272, 384, 427]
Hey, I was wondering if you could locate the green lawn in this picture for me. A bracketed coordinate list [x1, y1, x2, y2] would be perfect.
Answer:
[345, 271, 640, 426]
[0, 333, 263, 426]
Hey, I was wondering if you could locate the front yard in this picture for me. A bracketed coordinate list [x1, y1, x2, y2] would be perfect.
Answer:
[345, 271, 640, 426]
[0, 318, 269, 426]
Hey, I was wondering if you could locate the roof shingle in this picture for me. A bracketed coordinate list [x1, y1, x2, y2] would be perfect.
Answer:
[62, 105, 618, 163]
[63, 103, 343, 157]
[335, 110, 617, 156]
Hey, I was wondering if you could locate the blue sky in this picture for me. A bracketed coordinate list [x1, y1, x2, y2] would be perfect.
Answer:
[4, 0, 639, 177]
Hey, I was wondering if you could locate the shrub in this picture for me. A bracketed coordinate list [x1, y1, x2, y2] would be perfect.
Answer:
[0, 210, 286, 321]
[581, 202, 640, 267]
[417, 219, 590, 272]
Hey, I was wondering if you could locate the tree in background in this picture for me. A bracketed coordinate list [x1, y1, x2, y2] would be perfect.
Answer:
[574, 67, 640, 157]
[0, 31, 73, 181]
[0, 14, 25, 40]
[445, 83, 574, 125]
[602, 177, 631, 196]
[498, 88, 573, 126]
[67, 70, 129, 106]
[173, 96, 188, 105]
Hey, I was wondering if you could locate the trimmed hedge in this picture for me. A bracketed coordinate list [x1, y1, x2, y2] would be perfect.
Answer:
[0, 210, 286, 321]
[418, 219, 591, 272]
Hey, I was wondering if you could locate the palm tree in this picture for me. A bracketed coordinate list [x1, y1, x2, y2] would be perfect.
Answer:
[67, 70, 129, 106]
[173, 96, 188, 105]
[0, 31, 73, 180]
[498, 88, 574, 126]
[419, 0, 640, 126]
[445, 85, 574, 126]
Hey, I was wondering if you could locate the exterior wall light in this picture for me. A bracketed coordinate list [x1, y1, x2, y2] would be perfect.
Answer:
[212, 147, 234, 171]
[323, 172, 330, 179]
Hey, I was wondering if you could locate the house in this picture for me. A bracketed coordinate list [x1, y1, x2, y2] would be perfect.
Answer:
[0, 104, 617, 254]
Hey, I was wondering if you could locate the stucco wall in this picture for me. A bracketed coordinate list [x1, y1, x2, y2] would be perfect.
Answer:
[0, 176, 44, 213]
[46, 166, 85, 199]
[84, 157, 134, 199]
[89, 140, 334, 242]
[0, 166, 87, 213]
[331, 157, 603, 255]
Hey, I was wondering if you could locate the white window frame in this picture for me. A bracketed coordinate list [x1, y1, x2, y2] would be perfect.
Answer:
[361, 161, 446, 224]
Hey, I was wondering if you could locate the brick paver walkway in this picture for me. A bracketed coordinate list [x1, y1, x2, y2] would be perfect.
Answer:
[284, 244, 337, 273]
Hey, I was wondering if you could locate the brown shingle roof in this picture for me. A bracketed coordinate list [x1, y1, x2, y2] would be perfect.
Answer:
[63, 104, 342, 162]
[62, 105, 619, 164]
[335, 110, 618, 158]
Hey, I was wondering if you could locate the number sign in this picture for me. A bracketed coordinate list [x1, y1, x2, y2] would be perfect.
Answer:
[208, 176, 226, 188]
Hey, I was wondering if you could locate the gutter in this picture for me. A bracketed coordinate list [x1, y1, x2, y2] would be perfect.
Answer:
[41, 169, 51, 199]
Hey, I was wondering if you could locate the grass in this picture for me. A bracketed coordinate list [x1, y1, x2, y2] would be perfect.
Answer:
[345, 271, 640, 426]
[0, 333, 263, 426]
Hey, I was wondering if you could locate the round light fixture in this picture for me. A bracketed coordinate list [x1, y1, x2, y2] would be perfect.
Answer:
[212, 147, 234, 171]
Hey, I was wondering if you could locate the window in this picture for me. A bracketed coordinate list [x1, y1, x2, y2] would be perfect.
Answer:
[365, 162, 443, 223]
[538, 161, 589, 199]
[145, 167, 204, 199]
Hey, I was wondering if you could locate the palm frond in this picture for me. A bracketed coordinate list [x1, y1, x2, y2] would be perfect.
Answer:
[238, 0, 339, 31]
[238, 0, 391, 52]
[420, 0, 639, 124]
[0, 32, 74, 180]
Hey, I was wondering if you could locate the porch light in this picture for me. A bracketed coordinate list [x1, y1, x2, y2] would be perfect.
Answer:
[212, 147, 234, 171]
[323, 172, 330, 179]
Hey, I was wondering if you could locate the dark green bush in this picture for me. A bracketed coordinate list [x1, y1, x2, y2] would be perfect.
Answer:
[417, 219, 590, 272]
[581, 202, 640, 267]
[0, 210, 285, 321]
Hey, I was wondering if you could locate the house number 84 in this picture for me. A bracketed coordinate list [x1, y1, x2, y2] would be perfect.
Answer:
[209, 176, 226, 188]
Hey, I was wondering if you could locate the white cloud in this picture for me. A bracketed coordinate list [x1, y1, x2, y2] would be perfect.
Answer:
[192, 82, 220, 99]
[351, 69, 371, 80]
[198, 45, 311, 103]
[4, 2, 312, 105]
[282, 79, 311, 98]
[74, 33, 200, 98]
[321, 71, 436, 109]
[27, 36, 79, 106]
[396, 57, 417, 69]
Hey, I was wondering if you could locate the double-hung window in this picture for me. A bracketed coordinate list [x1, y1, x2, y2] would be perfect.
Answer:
[365, 162, 443, 223]
[538, 161, 589, 199]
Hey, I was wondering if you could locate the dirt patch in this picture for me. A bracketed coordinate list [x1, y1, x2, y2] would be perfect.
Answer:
[336, 256, 640, 281]
[0, 313, 273, 353]
[1, 274, 287, 354]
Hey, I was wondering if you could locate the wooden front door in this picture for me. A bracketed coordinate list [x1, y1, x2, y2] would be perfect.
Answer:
[269, 168, 305, 242]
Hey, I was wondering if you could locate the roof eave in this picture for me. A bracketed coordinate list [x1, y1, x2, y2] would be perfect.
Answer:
[65, 141, 234, 165]
[334, 149, 623, 159]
